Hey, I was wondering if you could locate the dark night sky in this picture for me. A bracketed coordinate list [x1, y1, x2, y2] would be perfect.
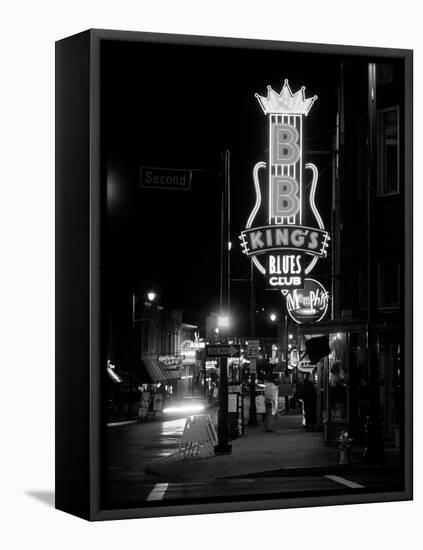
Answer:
[101, 39, 341, 336]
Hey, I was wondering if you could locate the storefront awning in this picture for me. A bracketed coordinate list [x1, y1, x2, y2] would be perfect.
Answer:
[135, 357, 181, 383]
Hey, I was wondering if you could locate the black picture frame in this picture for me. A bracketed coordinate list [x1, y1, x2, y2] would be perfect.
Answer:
[55, 29, 413, 521]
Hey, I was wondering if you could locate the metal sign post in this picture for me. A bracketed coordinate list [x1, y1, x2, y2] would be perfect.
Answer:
[247, 340, 259, 426]
[215, 357, 232, 454]
[206, 344, 240, 454]
[248, 357, 258, 426]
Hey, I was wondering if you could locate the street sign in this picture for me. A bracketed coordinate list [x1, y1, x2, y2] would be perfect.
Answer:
[246, 340, 260, 358]
[140, 167, 192, 190]
[206, 344, 240, 358]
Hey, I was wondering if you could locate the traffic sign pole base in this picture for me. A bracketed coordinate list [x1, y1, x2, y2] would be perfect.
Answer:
[214, 443, 232, 455]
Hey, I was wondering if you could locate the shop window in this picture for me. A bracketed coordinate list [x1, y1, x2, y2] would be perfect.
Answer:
[377, 107, 399, 196]
[378, 260, 400, 309]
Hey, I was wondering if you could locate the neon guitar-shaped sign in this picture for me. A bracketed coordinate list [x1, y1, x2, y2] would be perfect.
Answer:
[239, 79, 330, 319]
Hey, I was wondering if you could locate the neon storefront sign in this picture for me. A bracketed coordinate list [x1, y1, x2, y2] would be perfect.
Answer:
[239, 79, 331, 322]
[286, 278, 329, 323]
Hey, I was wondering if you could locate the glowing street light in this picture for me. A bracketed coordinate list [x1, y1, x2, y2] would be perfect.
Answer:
[147, 291, 157, 302]
[269, 310, 290, 376]
[217, 315, 230, 328]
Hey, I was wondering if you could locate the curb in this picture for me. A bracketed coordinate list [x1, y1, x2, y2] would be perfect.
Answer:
[145, 457, 400, 481]
[224, 462, 401, 479]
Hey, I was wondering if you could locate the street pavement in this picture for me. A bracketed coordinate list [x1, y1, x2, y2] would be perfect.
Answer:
[105, 407, 401, 508]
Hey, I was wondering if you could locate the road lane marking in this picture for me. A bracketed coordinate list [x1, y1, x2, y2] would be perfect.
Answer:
[146, 483, 169, 501]
[324, 475, 364, 489]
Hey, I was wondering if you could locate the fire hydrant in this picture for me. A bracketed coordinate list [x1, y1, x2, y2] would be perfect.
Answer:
[337, 431, 353, 465]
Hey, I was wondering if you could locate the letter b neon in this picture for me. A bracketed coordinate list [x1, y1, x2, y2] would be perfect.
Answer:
[271, 176, 300, 218]
[272, 124, 300, 165]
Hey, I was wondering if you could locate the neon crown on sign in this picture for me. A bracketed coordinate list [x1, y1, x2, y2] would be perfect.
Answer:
[255, 79, 317, 116]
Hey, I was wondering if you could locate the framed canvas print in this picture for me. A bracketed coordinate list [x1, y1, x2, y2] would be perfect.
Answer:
[55, 29, 413, 521]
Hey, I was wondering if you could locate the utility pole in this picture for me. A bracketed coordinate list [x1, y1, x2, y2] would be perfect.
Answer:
[250, 258, 255, 337]
[215, 149, 232, 454]
[127, 292, 137, 419]
[129, 289, 158, 419]
[278, 300, 289, 373]
[248, 259, 257, 426]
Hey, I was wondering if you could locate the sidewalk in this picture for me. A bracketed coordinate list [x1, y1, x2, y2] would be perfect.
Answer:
[146, 413, 397, 481]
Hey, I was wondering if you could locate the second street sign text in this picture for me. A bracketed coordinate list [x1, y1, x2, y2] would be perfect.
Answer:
[140, 167, 192, 190]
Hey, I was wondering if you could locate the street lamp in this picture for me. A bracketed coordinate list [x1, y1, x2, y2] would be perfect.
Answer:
[270, 309, 290, 413]
[147, 291, 157, 302]
[128, 288, 159, 419]
[217, 315, 230, 329]
[132, 289, 159, 326]
[215, 313, 232, 455]
[270, 310, 289, 374]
